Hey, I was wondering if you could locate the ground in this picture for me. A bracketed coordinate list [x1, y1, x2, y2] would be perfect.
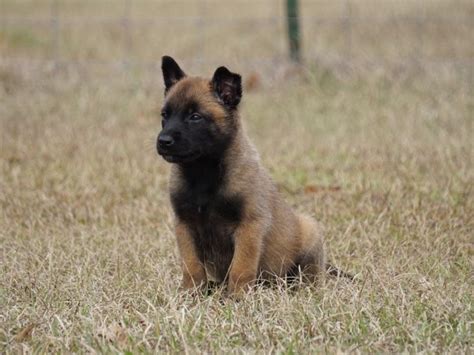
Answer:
[0, 0, 473, 353]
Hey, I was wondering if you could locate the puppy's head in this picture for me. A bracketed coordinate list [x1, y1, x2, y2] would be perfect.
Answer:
[157, 56, 242, 164]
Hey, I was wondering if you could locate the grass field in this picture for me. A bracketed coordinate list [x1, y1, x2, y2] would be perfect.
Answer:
[1, 0, 473, 353]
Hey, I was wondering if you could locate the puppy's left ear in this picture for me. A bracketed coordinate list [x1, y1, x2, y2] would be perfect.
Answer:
[212, 66, 242, 109]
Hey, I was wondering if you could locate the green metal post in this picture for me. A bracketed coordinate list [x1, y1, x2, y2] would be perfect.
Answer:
[286, 0, 301, 62]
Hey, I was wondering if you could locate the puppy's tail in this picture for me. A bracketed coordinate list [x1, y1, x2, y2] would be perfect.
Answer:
[326, 263, 355, 281]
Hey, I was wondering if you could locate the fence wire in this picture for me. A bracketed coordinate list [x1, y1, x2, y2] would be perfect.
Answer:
[1, 0, 473, 81]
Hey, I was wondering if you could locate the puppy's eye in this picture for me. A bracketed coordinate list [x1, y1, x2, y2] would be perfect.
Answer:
[189, 113, 203, 122]
[161, 110, 168, 120]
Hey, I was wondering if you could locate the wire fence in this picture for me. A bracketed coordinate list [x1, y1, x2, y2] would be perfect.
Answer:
[1, 0, 473, 81]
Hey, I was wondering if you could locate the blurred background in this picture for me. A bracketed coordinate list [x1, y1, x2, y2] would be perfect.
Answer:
[1, 2, 473, 352]
[1, 0, 472, 84]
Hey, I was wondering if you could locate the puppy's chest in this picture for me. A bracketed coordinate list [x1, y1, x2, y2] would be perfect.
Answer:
[171, 183, 243, 227]
[171, 183, 243, 280]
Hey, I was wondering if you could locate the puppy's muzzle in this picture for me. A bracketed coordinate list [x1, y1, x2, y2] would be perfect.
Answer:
[158, 133, 175, 150]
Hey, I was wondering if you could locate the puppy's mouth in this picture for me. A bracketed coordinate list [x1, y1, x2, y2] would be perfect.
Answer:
[159, 150, 201, 163]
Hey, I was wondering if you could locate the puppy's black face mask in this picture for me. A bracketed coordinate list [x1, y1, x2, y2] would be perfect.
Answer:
[157, 101, 228, 164]
[157, 56, 242, 164]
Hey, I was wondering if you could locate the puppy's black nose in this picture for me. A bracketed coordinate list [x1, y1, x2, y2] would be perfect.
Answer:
[158, 134, 174, 148]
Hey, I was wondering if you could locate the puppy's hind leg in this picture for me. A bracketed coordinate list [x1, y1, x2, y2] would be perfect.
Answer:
[297, 214, 326, 284]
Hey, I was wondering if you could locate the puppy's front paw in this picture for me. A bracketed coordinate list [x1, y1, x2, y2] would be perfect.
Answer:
[227, 276, 255, 300]
[180, 273, 207, 293]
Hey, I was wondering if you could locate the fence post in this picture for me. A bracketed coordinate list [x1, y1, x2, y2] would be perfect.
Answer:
[343, 0, 352, 69]
[51, 0, 60, 65]
[122, 0, 132, 69]
[286, 0, 301, 63]
[414, 4, 424, 67]
[1, 0, 5, 34]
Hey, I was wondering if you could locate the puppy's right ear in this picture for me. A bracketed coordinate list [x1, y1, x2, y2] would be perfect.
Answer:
[161, 56, 186, 94]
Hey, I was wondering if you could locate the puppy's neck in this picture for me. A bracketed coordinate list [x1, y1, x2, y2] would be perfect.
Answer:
[177, 143, 232, 189]
[176, 118, 248, 190]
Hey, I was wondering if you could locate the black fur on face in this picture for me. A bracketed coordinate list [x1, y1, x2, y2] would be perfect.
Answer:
[157, 56, 242, 165]
[157, 98, 233, 164]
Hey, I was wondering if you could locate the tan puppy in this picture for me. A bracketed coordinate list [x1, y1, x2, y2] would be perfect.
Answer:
[157, 56, 327, 296]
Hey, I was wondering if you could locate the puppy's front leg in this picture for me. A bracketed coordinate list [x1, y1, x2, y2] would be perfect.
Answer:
[175, 222, 207, 290]
[228, 222, 265, 296]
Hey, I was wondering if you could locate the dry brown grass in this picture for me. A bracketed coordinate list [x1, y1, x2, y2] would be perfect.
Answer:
[1, 0, 473, 353]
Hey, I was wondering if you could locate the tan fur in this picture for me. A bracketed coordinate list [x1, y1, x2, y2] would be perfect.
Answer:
[164, 75, 326, 296]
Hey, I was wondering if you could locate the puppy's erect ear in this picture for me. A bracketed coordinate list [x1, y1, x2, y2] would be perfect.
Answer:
[212, 66, 242, 109]
[161, 56, 186, 93]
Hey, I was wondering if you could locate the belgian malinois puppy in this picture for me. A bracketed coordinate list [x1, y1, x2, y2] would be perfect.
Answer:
[157, 56, 330, 297]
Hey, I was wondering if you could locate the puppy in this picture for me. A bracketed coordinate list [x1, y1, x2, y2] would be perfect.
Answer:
[157, 56, 327, 296]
